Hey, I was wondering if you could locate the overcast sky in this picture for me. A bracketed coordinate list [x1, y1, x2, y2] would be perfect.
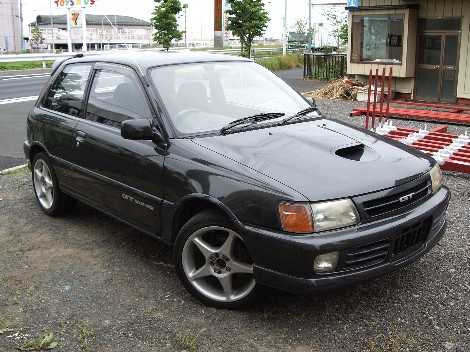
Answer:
[21, 0, 346, 42]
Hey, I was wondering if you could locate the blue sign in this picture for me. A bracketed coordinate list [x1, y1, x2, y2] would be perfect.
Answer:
[347, 0, 359, 7]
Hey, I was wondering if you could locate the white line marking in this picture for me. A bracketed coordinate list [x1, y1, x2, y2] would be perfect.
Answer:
[0, 96, 38, 105]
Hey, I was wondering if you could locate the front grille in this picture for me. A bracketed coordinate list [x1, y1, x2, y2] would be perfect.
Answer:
[392, 218, 431, 256]
[362, 181, 430, 218]
[343, 239, 390, 271]
[339, 217, 433, 273]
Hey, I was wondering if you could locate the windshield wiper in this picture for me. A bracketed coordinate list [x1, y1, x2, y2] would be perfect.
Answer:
[220, 112, 285, 134]
[279, 107, 320, 126]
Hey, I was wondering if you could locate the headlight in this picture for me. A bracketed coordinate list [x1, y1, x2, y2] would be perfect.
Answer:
[311, 199, 360, 232]
[278, 199, 359, 234]
[430, 163, 443, 194]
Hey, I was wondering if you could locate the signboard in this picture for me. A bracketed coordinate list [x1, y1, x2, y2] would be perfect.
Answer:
[347, 0, 359, 7]
[69, 9, 83, 28]
[52, 0, 97, 9]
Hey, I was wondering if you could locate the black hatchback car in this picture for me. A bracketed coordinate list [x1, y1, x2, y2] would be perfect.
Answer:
[25, 52, 450, 308]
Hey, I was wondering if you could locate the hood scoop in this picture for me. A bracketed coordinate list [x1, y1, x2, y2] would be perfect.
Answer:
[333, 143, 379, 162]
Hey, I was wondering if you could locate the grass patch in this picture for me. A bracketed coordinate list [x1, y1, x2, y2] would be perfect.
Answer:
[0, 61, 53, 71]
[257, 54, 303, 71]
[177, 328, 206, 351]
[16, 332, 58, 351]
[76, 321, 93, 352]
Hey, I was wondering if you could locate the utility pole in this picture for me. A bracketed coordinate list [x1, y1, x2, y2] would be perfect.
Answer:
[282, 0, 287, 55]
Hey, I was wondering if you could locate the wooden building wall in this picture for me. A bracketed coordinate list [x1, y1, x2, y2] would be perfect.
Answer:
[347, 0, 470, 100]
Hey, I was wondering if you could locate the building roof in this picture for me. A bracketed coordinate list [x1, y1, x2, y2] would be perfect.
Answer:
[33, 14, 151, 27]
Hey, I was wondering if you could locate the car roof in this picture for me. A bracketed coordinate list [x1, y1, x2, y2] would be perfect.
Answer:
[60, 51, 251, 74]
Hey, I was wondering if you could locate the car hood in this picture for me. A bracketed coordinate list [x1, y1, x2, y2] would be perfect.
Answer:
[191, 119, 433, 201]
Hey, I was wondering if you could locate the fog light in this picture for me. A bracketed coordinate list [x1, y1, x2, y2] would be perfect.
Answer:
[314, 251, 339, 273]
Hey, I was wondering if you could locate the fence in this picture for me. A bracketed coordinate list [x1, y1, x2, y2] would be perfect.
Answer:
[303, 53, 347, 80]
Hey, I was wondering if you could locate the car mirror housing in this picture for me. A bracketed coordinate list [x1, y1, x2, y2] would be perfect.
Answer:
[121, 119, 164, 144]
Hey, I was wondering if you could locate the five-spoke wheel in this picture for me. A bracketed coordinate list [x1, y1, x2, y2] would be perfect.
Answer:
[174, 211, 259, 308]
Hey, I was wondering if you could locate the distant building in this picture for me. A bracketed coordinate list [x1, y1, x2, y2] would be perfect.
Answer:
[30, 14, 153, 52]
[0, 1, 22, 52]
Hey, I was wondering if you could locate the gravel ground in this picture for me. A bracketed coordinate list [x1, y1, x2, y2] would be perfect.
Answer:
[0, 98, 469, 352]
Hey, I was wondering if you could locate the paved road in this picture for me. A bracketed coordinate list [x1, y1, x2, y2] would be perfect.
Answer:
[0, 70, 50, 170]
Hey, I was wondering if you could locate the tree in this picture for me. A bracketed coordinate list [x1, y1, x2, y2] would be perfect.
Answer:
[323, 9, 348, 48]
[226, 0, 269, 57]
[291, 18, 316, 49]
[30, 25, 44, 50]
[151, 0, 183, 51]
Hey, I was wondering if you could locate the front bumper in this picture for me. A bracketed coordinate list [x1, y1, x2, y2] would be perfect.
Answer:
[240, 187, 450, 293]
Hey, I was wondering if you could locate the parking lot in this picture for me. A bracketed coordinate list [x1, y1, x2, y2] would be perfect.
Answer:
[0, 98, 469, 351]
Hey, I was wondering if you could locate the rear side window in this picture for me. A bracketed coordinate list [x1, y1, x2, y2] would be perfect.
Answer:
[85, 70, 152, 128]
[43, 64, 92, 117]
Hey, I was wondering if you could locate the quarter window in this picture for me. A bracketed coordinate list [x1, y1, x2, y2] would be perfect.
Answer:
[43, 64, 92, 116]
[85, 71, 152, 128]
[351, 15, 404, 63]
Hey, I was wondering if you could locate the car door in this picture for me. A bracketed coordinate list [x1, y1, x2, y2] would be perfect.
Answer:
[69, 63, 165, 236]
[33, 63, 93, 189]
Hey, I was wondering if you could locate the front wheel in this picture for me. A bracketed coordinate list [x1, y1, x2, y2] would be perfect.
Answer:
[174, 211, 259, 309]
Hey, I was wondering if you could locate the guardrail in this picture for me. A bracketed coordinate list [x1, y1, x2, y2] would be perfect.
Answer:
[0, 51, 103, 67]
[0, 47, 294, 67]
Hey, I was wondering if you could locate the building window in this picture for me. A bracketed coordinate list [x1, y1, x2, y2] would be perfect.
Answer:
[351, 14, 404, 63]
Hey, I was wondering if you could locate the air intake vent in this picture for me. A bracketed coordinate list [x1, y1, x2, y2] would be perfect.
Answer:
[333, 143, 379, 162]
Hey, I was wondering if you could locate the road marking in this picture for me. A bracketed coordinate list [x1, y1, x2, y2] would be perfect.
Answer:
[0, 96, 38, 105]
[0, 73, 50, 81]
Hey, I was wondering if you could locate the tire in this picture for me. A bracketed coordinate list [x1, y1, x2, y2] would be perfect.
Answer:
[174, 211, 259, 309]
[32, 152, 75, 216]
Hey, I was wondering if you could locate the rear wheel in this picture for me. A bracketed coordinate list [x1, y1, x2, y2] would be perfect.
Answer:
[32, 152, 75, 216]
[174, 211, 259, 309]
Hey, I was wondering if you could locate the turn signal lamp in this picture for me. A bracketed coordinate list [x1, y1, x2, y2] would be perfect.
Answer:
[278, 202, 314, 233]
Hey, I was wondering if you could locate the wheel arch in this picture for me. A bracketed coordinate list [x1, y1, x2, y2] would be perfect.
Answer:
[27, 142, 49, 164]
[169, 194, 239, 245]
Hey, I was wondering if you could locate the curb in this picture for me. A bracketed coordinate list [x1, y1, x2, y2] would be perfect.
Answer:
[0, 164, 28, 175]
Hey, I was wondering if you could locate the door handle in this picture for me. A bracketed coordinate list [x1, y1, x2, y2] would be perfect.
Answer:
[75, 130, 86, 147]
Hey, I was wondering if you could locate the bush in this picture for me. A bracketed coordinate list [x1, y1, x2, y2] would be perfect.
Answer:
[0, 61, 54, 71]
[257, 54, 303, 71]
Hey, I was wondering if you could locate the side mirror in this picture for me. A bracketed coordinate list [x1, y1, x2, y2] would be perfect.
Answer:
[121, 119, 165, 144]
[305, 96, 316, 107]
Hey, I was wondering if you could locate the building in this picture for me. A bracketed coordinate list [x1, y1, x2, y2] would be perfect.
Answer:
[346, 0, 470, 104]
[30, 14, 153, 52]
[0, 1, 22, 52]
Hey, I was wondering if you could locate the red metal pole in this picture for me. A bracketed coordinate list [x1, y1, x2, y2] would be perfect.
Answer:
[385, 67, 393, 122]
[379, 67, 386, 125]
[365, 70, 372, 130]
[372, 69, 379, 129]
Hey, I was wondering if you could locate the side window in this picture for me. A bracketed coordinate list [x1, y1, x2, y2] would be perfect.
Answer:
[85, 70, 152, 128]
[43, 64, 92, 117]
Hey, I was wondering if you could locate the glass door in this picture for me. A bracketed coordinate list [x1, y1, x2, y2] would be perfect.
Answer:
[415, 34, 459, 102]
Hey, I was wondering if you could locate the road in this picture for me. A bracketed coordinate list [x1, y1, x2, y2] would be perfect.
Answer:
[0, 70, 50, 170]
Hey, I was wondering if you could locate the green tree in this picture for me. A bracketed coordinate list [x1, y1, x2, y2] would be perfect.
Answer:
[323, 9, 348, 48]
[30, 25, 44, 50]
[151, 0, 183, 51]
[291, 18, 316, 49]
[226, 0, 270, 57]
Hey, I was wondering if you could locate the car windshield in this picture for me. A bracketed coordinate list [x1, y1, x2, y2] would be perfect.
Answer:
[149, 61, 311, 135]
